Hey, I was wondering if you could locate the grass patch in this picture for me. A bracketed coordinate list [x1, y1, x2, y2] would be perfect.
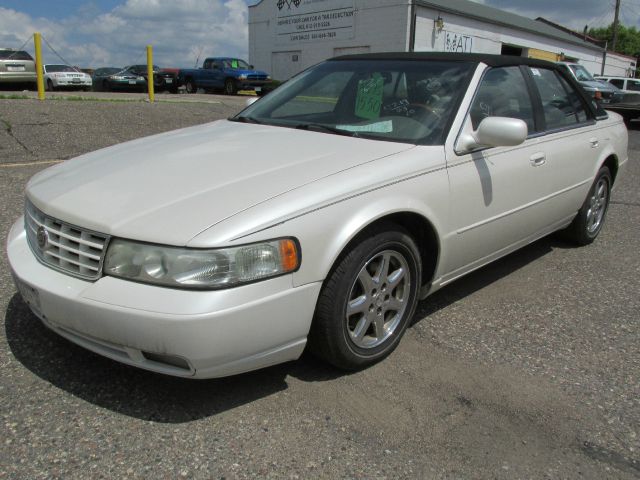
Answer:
[0, 94, 30, 100]
[47, 95, 145, 103]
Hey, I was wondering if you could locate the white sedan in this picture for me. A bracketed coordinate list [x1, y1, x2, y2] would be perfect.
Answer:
[8, 53, 628, 378]
[43, 64, 92, 91]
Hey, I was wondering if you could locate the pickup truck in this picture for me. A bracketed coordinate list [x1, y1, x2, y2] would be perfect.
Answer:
[178, 57, 270, 95]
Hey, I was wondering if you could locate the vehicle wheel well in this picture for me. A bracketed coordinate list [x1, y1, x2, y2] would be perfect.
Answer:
[336, 213, 439, 289]
[602, 155, 618, 184]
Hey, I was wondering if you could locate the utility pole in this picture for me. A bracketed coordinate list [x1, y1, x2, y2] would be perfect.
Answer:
[612, 0, 621, 52]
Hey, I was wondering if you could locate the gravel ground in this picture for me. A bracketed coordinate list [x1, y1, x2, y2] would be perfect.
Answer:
[0, 94, 638, 479]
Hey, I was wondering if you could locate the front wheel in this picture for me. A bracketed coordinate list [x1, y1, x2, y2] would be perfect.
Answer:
[308, 227, 421, 370]
[185, 79, 196, 94]
[563, 166, 612, 245]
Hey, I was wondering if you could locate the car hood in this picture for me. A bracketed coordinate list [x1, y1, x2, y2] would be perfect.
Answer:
[26, 120, 413, 245]
[581, 80, 618, 92]
[236, 68, 268, 76]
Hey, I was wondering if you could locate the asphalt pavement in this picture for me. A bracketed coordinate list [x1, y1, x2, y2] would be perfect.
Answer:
[0, 93, 638, 479]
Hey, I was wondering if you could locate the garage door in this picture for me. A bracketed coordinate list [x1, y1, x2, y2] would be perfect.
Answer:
[333, 46, 371, 57]
[271, 51, 302, 82]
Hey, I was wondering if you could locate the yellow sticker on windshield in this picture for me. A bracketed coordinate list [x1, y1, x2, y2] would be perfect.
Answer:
[355, 73, 384, 120]
[231, 59, 238, 69]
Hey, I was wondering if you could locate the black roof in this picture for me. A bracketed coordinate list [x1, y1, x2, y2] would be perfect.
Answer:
[331, 52, 558, 69]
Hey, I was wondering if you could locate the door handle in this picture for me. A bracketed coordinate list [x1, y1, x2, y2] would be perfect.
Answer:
[530, 152, 546, 167]
[589, 138, 599, 148]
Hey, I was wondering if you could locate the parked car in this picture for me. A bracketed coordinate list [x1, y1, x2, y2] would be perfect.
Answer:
[92, 67, 146, 92]
[124, 64, 178, 93]
[596, 76, 640, 98]
[0, 48, 36, 87]
[596, 76, 640, 123]
[8, 53, 628, 379]
[178, 57, 270, 95]
[556, 62, 623, 104]
[43, 64, 92, 91]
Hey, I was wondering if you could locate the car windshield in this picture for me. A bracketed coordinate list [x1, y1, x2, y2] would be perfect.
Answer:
[0, 50, 33, 61]
[45, 65, 77, 73]
[234, 59, 473, 145]
[96, 68, 122, 76]
[224, 59, 250, 70]
[569, 65, 595, 82]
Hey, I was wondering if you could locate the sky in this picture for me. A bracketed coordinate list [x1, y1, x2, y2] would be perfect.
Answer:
[0, 0, 638, 69]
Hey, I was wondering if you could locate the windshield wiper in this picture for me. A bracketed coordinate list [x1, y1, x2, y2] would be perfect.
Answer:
[229, 115, 262, 124]
[295, 123, 358, 137]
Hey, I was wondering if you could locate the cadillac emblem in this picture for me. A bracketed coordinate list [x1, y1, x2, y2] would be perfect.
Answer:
[36, 226, 49, 250]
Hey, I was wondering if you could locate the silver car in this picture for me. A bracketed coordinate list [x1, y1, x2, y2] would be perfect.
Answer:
[7, 53, 629, 378]
[0, 49, 36, 86]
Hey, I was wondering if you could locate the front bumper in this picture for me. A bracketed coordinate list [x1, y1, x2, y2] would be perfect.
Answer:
[7, 218, 321, 378]
[0, 72, 36, 83]
[53, 78, 92, 88]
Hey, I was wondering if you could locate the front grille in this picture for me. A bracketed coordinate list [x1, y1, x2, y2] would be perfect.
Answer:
[25, 200, 109, 280]
[247, 74, 268, 81]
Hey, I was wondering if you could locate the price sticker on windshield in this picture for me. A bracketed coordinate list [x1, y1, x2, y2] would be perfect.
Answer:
[356, 73, 384, 120]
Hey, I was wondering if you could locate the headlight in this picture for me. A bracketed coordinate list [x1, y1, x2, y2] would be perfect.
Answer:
[104, 238, 300, 289]
[238, 74, 247, 80]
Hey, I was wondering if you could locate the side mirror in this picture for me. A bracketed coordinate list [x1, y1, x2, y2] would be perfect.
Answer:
[249, 65, 254, 69]
[458, 117, 528, 152]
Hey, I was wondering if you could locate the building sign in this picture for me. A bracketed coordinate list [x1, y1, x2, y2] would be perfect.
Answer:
[276, 0, 355, 45]
[442, 31, 473, 53]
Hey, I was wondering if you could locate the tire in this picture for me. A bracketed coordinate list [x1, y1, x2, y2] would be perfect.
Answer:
[185, 79, 196, 94]
[308, 226, 421, 370]
[224, 78, 237, 95]
[102, 80, 110, 92]
[563, 166, 612, 245]
[46, 79, 54, 92]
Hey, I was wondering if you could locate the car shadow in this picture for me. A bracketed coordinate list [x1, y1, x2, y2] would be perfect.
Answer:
[4, 234, 569, 423]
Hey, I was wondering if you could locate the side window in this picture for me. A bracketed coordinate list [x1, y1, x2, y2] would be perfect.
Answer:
[627, 79, 640, 92]
[203, 59, 212, 69]
[555, 72, 588, 123]
[470, 66, 535, 132]
[529, 67, 585, 130]
[609, 79, 624, 89]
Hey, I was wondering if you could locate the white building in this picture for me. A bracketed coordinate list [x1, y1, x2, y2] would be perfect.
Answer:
[248, 0, 635, 81]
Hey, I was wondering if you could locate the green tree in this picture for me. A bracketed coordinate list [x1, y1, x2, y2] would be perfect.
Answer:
[588, 23, 640, 57]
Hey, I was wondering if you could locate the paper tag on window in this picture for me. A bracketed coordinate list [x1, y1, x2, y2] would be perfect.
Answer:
[336, 120, 393, 133]
[231, 59, 238, 69]
[355, 73, 384, 120]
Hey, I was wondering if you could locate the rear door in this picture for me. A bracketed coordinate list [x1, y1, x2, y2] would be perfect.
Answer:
[525, 66, 600, 220]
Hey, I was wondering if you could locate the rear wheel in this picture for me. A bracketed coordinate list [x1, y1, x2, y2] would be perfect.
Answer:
[46, 79, 54, 91]
[309, 227, 421, 370]
[563, 166, 612, 245]
[224, 78, 237, 95]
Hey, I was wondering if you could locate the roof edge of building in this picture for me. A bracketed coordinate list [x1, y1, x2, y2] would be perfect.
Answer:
[413, 0, 603, 54]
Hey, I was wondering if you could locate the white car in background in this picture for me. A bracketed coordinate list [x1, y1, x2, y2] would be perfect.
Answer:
[8, 53, 628, 379]
[43, 64, 92, 91]
[596, 76, 640, 98]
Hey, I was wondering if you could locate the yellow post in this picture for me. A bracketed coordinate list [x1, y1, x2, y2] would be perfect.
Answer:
[146, 45, 154, 103]
[34, 32, 45, 100]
